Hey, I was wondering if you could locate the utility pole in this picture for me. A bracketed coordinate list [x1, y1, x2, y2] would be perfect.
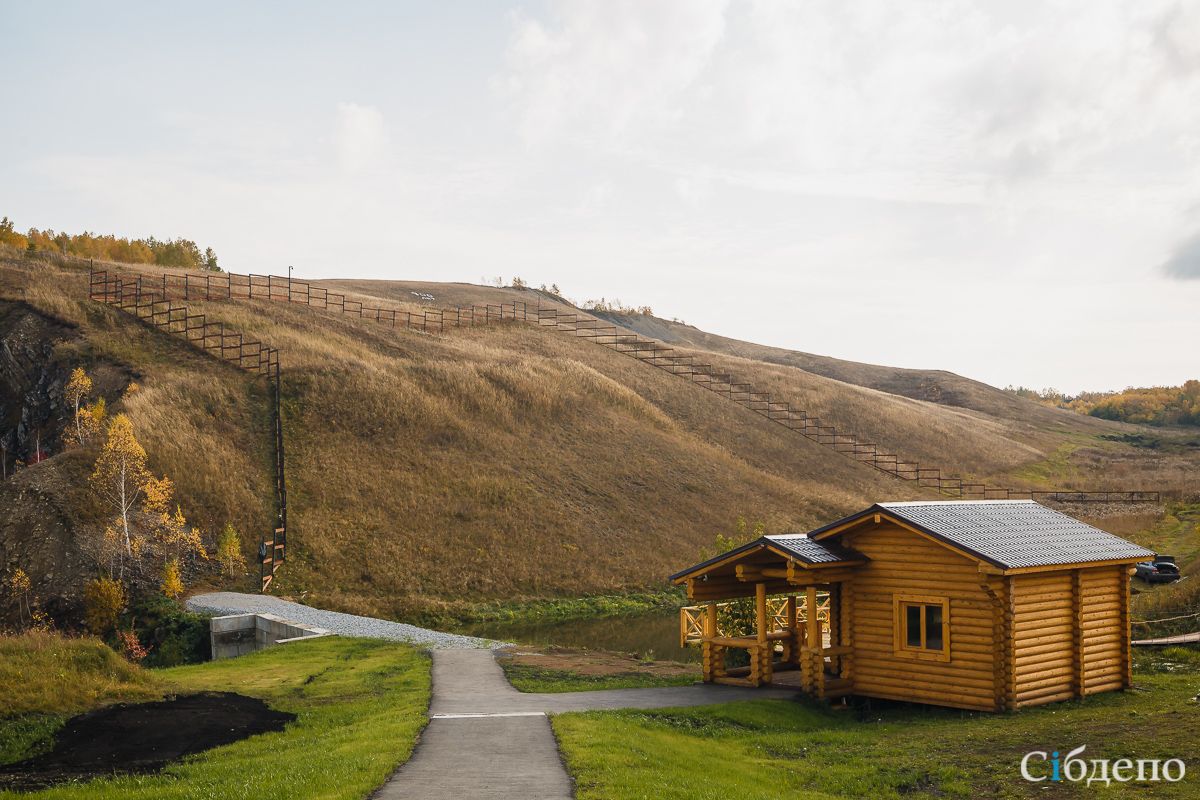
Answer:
[288, 265, 292, 302]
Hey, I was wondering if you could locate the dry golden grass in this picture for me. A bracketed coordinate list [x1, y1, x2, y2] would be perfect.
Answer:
[662, 345, 1045, 482]
[5, 256, 1194, 618]
[0, 630, 163, 718]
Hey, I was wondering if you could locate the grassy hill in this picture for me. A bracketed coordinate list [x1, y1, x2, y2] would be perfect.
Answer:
[1, 252, 1194, 623]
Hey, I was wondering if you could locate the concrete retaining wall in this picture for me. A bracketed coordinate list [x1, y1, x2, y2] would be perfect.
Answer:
[210, 613, 333, 659]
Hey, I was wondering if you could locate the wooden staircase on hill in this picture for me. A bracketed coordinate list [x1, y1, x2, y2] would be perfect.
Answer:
[86, 266, 1161, 589]
[105, 267, 1155, 504]
[89, 270, 287, 591]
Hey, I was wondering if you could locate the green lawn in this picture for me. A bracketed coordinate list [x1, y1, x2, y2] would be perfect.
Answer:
[553, 649, 1200, 799]
[501, 663, 697, 693]
[1, 636, 430, 800]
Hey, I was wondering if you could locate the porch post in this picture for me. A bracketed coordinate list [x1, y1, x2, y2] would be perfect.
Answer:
[702, 601, 717, 683]
[803, 585, 819, 694]
[786, 595, 799, 666]
[755, 582, 770, 685]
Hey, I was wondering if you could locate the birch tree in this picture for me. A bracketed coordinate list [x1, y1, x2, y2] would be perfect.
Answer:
[64, 368, 92, 446]
[90, 415, 152, 569]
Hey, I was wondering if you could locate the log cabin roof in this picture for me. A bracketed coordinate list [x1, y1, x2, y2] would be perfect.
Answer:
[668, 534, 865, 582]
[810, 500, 1153, 570]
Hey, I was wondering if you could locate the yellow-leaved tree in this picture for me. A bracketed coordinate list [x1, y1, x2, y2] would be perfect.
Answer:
[9, 568, 52, 632]
[64, 368, 92, 446]
[160, 558, 183, 599]
[90, 415, 152, 576]
[216, 524, 246, 577]
[83, 576, 124, 634]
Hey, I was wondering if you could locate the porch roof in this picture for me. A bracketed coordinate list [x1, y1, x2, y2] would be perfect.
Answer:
[669, 534, 866, 583]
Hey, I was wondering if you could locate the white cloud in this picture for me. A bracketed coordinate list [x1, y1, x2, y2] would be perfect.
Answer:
[499, 0, 730, 145]
[7, 2, 1200, 393]
[332, 103, 389, 172]
[498, 0, 1200, 214]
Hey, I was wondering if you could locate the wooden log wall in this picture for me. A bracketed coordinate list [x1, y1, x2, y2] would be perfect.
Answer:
[1011, 570, 1075, 706]
[841, 523, 999, 712]
[1010, 564, 1128, 708]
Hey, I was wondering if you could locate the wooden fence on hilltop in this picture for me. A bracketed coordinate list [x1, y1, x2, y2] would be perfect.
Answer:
[89, 271, 287, 591]
[100, 267, 1157, 504]
[88, 266, 1162, 589]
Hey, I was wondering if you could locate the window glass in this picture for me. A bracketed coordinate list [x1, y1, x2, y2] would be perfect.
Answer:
[905, 604, 922, 647]
[924, 605, 943, 651]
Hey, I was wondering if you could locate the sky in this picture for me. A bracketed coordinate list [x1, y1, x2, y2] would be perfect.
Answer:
[2, 1, 1198, 394]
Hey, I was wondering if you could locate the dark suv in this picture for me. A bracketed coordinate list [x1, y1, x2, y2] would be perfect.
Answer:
[1135, 555, 1182, 583]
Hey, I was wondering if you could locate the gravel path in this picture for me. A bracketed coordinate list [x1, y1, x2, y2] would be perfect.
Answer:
[186, 592, 506, 650]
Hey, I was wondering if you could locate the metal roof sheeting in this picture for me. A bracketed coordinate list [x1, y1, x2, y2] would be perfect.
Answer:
[667, 534, 864, 582]
[765, 534, 865, 565]
[876, 500, 1154, 570]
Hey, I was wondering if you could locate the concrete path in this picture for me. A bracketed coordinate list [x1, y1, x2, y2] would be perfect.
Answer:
[372, 649, 798, 800]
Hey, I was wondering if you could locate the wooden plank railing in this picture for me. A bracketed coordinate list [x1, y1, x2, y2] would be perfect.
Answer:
[680, 595, 831, 647]
[89, 270, 286, 592]
[90, 266, 1162, 512]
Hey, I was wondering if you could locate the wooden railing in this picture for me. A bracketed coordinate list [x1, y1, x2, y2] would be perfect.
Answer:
[115, 266, 1158, 504]
[88, 271, 286, 591]
[86, 264, 1162, 595]
[680, 595, 830, 647]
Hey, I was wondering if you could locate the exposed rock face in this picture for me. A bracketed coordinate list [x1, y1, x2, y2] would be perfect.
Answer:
[0, 301, 74, 475]
[0, 458, 92, 624]
[0, 302, 92, 625]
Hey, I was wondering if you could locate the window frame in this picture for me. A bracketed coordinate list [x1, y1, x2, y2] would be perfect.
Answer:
[893, 594, 951, 662]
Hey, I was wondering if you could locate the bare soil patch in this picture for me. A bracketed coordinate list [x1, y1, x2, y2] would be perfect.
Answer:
[0, 692, 294, 790]
[499, 644, 699, 680]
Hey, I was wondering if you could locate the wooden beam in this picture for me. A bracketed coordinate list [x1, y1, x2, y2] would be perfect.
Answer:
[994, 557, 1148, 577]
[757, 582, 771, 685]
[804, 585, 819, 695]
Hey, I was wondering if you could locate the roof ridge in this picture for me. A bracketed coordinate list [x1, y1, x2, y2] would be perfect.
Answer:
[880, 499, 1037, 507]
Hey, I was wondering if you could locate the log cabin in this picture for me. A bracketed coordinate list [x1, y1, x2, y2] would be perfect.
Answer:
[669, 500, 1154, 712]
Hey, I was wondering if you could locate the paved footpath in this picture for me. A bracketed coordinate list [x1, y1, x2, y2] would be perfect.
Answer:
[372, 649, 798, 800]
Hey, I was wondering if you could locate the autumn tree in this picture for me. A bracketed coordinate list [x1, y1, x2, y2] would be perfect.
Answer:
[9, 568, 32, 625]
[91, 397, 107, 427]
[216, 524, 246, 577]
[160, 558, 183, 599]
[90, 415, 153, 569]
[8, 568, 52, 632]
[83, 576, 124, 634]
[0, 217, 27, 249]
[64, 368, 97, 446]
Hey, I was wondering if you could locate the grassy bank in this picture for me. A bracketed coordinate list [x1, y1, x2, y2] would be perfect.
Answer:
[0, 632, 164, 720]
[502, 664, 696, 693]
[431, 587, 687, 629]
[0, 634, 430, 800]
[0, 631, 167, 771]
[553, 649, 1200, 799]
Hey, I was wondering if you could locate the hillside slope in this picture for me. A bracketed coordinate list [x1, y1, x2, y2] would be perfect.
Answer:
[0, 254, 1191, 623]
[593, 311, 1114, 432]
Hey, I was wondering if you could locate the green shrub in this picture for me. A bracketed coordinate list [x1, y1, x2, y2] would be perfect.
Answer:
[121, 595, 211, 667]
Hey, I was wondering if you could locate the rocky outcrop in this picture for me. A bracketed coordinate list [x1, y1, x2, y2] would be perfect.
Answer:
[0, 302, 75, 475]
[0, 455, 93, 625]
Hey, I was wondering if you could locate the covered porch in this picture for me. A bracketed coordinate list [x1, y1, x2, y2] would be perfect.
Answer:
[670, 534, 866, 697]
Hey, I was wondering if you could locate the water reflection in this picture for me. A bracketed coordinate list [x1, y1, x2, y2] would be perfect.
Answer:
[460, 610, 700, 663]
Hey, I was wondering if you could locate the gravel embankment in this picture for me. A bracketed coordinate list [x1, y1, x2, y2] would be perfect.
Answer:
[186, 592, 506, 650]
